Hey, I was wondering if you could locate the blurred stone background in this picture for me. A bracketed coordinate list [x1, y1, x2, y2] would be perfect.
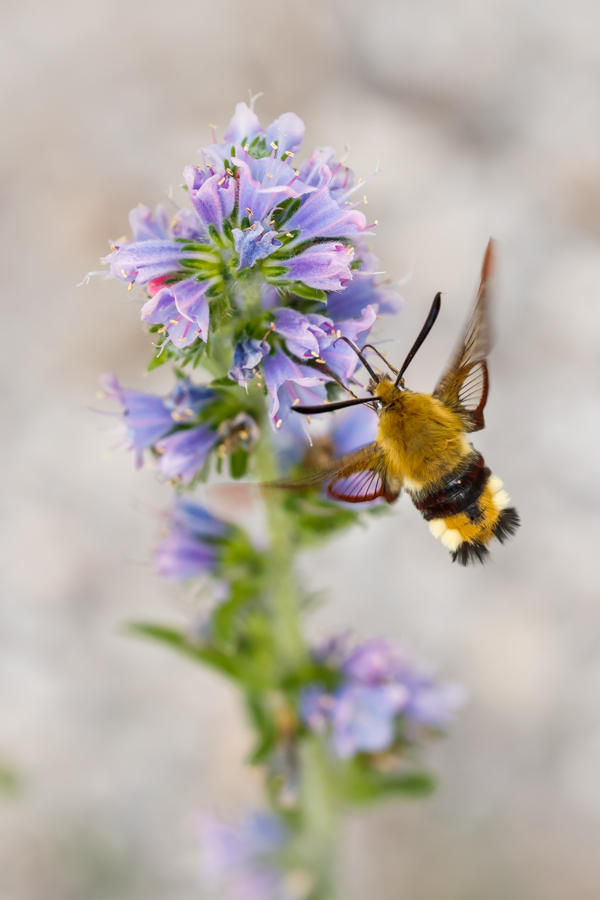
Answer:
[1, 0, 600, 897]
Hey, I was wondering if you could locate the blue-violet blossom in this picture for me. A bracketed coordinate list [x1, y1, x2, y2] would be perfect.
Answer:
[301, 637, 464, 759]
[153, 499, 230, 581]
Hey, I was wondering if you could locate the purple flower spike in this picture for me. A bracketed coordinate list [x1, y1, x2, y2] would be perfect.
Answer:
[284, 166, 367, 244]
[155, 425, 219, 483]
[262, 348, 331, 429]
[233, 224, 282, 270]
[141, 279, 211, 347]
[229, 338, 270, 389]
[100, 374, 176, 467]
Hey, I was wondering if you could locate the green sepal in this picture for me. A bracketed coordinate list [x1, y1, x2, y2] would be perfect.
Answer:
[147, 349, 169, 372]
[288, 283, 327, 302]
[230, 448, 249, 479]
[208, 223, 228, 249]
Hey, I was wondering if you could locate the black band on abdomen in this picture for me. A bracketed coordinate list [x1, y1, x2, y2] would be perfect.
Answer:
[412, 453, 491, 521]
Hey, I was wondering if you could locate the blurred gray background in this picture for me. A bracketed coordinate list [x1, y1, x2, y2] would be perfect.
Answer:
[1, 0, 600, 897]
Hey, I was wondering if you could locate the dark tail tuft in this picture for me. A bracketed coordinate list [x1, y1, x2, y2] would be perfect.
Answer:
[452, 541, 489, 566]
[493, 507, 520, 544]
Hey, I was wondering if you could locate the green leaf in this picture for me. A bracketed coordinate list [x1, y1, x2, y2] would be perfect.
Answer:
[128, 623, 242, 681]
[338, 759, 436, 805]
[210, 376, 236, 386]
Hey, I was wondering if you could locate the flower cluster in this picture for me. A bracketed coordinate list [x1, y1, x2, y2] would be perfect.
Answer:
[100, 374, 220, 481]
[94, 100, 400, 457]
[301, 637, 464, 760]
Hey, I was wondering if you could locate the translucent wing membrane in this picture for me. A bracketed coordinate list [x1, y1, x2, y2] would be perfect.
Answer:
[433, 240, 494, 432]
[328, 468, 386, 502]
[271, 443, 401, 505]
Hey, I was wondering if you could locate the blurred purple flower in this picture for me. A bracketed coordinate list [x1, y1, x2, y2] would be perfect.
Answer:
[153, 499, 230, 581]
[331, 404, 378, 455]
[331, 683, 408, 759]
[300, 637, 463, 759]
[199, 811, 287, 900]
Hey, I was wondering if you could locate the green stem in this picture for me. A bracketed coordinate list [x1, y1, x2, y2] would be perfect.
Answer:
[298, 737, 339, 900]
[254, 423, 306, 672]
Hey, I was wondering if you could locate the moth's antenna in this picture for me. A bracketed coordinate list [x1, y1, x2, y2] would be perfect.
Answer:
[333, 336, 379, 380]
[395, 292, 442, 386]
[360, 344, 399, 375]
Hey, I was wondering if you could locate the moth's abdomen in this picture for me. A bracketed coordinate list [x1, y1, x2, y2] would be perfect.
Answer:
[410, 453, 520, 565]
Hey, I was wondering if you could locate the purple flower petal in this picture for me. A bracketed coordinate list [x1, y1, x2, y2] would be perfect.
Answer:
[234, 159, 301, 226]
[128, 204, 170, 241]
[184, 169, 236, 234]
[99, 374, 175, 467]
[153, 529, 217, 580]
[273, 308, 323, 360]
[275, 242, 354, 291]
[284, 166, 367, 243]
[141, 278, 210, 347]
[343, 639, 403, 684]
[155, 426, 218, 483]
[223, 102, 263, 145]
[298, 148, 354, 202]
[104, 240, 185, 284]
[264, 112, 305, 155]
[171, 207, 207, 241]
[171, 499, 229, 539]
[262, 348, 330, 428]
[232, 224, 282, 270]
[229, 338, 270, 389]
[318, 304, 377, 380]
[331, 684, 404, 758]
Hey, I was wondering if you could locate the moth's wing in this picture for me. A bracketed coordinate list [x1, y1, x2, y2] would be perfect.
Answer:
[433, 240, 494, 433]
[272, 443, 401, 505]
[327, 444, 401, 504]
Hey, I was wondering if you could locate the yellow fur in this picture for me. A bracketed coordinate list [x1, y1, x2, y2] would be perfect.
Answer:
[373, 380, 510, 551]
[374, 383, 470, 488]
